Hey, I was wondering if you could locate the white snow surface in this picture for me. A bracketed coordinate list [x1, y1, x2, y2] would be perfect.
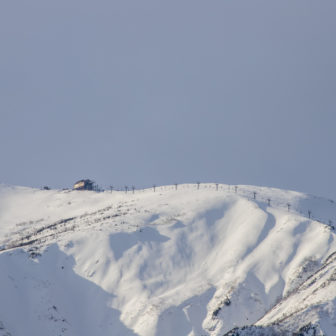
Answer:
[0, 183, 335, 336]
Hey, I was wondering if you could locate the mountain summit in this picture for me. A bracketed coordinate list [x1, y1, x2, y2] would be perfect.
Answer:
[0, 184, 335, 336]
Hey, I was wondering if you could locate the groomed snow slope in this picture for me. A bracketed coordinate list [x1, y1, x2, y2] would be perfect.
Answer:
[0, 183, 335, 336]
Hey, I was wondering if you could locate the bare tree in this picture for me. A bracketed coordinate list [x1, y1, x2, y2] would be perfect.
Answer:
[197, 181, 201, 190]
[308, 210, 312, 219]
[153, 184, 156, 192]
[234, 186, 238, 193]
[125, 186, 128, 194]
[174, 183, 178, 190]
[132, 186, 135, 194]
[267, 198, 271, 206]
[253, 191, 257, 200]
[287, 203, 291, 212]
[215, 183, 219, 191]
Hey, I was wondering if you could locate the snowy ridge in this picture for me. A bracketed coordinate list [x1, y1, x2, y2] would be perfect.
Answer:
[0, 183, 335, 335]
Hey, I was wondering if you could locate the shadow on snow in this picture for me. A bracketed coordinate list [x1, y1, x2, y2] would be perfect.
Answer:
[0, 244, 138, 336]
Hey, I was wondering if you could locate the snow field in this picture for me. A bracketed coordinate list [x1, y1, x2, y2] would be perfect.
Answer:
[0, 183, 335, 335]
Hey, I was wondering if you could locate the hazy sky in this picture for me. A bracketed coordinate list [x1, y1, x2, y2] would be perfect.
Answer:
[1, 0, 336, 199]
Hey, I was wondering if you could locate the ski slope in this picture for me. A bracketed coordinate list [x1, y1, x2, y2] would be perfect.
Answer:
[0, 183, 335, 335]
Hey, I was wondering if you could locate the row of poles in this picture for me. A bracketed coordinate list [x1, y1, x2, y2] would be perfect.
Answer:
[105, 183, 334, 228]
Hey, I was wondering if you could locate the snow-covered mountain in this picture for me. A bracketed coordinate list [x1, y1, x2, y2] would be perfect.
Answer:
[0, 183, 335, 336]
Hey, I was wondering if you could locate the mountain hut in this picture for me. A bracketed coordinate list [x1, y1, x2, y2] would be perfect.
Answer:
[73, 179, 94, 191]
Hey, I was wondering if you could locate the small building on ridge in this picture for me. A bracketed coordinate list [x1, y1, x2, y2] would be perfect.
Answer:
[73, 179, 94, 191]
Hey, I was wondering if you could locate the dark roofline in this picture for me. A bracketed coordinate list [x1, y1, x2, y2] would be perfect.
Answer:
[74, 179, 94, 185]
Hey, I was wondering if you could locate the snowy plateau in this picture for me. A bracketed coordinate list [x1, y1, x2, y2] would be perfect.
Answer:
[0, 183, 336, 336]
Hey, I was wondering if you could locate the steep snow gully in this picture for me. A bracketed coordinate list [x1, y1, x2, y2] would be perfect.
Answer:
[0, 183, 336, 336]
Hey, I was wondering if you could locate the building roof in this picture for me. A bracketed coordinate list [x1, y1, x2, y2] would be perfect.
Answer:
[74, 179, 94, 185]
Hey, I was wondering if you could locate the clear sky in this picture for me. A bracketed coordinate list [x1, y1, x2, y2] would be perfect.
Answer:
[1, 0, 336, 199]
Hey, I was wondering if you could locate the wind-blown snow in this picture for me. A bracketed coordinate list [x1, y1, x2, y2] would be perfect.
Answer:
[0, 183, 335, 335]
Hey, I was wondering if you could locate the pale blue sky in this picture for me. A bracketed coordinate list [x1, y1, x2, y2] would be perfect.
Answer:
[1, 0, 336, 199]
